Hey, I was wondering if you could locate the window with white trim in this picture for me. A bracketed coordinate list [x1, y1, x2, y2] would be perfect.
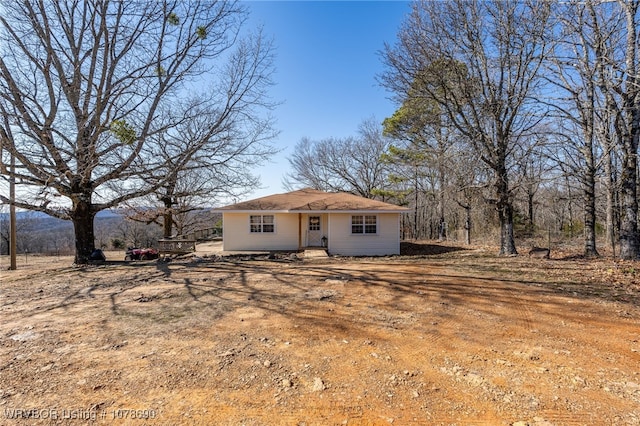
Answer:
[250, 215, 275, 233]
[351, 215, 377, 234]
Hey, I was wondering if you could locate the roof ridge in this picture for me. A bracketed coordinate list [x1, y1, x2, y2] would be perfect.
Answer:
[215, 189, 409, 212]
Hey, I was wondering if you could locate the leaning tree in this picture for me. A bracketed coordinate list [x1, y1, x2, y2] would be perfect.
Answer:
[380, 0, 553, 255]
[0, 0, 276, 263]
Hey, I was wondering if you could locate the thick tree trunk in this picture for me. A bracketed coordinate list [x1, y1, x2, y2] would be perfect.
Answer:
[71, 197, 97, 264]
[619, 150, 639, 259]
[495, 172, 517, 256]
[438, 217, 446, 241]
[498, 204, 517, 256]
[161, 195, 173, 238]
[617, 0, 640, 260]
[163, 212, 172, 238]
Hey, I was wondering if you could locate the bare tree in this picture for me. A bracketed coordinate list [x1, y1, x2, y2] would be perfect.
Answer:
[124, 93, 275, 238]
[596, 0, 640, 260]
[545, 0, 640, 258]
[116, 219, 162, 249]
[0, 1, 276, 263]
[284, 117, 391, 199]
[552, 1, 602, 257]
[380, 0, 553, 255]
[451, 146, 492, 245]
[511, 140, 553, 237]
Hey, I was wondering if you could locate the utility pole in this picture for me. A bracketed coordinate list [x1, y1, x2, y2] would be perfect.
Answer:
[9, 152, 17, 270]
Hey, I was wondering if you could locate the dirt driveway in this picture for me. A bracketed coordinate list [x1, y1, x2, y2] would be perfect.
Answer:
[1, 244, 639, 425]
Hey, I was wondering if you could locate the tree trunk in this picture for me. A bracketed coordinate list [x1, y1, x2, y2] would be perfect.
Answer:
[527, 189, 534, 236]
[71, 197, 97, 264]
[495, 171, 517, 256]
[603, 147, 617, 256]
[498, 204, 517, 256]
[437, 177, 446, 241]
[618, 0, 640, 260]
[583, 129, 599, 257]
[161, 195, 173, 238]
[438, 217, 446, 241]
[413, 169, 419, 240]
[583, 169, 599, 257]
[566, 177, 575, 238]
[619, 149, 639, 259]
[437, 122, 447, 241]
[464, 205, 471, 245]
[9, 152, 17, 269]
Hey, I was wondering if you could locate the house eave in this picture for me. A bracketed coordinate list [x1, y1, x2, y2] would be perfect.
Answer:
[214, 209, 408, 214]
[212, 209, 291, 214]
[290, 209, 408, 214]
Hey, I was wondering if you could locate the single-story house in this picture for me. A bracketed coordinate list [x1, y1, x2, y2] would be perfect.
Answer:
[214, 188, 409, 256]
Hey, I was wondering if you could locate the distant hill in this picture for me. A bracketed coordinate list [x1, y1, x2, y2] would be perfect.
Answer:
[0, 209, 121, 220]
[1, 208, 219, 255]
[0, 210, 127, 255]
[1, 210, 123, 232]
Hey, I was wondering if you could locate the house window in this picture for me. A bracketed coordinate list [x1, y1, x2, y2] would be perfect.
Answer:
[250, 215, 275, 233]
[351, 215, 377, 234]
[309, 216, 320, 231]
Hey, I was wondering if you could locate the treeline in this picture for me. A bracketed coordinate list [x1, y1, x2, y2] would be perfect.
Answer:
[286, 1, 639, 259]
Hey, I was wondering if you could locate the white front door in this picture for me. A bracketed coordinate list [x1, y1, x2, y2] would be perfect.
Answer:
[307, 215, 322, 247]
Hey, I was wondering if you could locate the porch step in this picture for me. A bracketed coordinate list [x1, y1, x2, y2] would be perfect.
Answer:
[303, 248, 328, 258]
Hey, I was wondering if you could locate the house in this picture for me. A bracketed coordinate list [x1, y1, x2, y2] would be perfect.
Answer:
[214, 188, 409, 256]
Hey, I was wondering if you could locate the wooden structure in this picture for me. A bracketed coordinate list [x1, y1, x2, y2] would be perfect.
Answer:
[156, 227, 221, 257]
[190, 227, 220, 240]
[157, 238, 196, 255]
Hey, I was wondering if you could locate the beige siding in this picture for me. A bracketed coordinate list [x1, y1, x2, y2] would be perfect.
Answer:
[222, 213, 299, 251]
[327, 213, 400, 256]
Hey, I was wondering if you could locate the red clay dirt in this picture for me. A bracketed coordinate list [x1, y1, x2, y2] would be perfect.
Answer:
[0, 242, 639, 425]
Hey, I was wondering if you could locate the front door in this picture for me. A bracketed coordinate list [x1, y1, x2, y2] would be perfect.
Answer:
[307, 215, 322, 247]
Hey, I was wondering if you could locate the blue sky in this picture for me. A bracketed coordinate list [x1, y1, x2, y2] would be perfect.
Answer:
[241, 1, 412, 199]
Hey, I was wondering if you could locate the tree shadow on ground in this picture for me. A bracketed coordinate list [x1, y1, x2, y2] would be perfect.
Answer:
[400, 241, 468, 256]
